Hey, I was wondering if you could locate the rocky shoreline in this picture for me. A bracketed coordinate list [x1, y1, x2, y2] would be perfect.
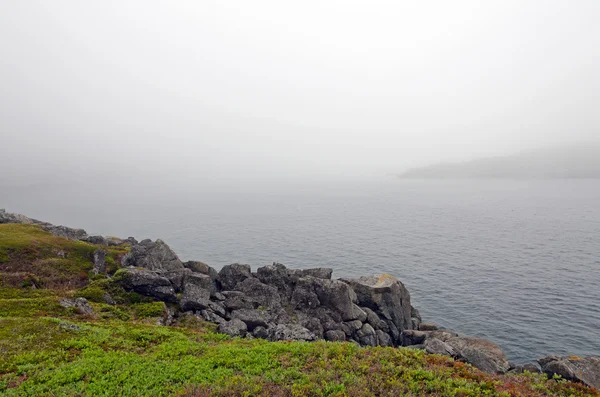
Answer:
[1, 208, 598, 389]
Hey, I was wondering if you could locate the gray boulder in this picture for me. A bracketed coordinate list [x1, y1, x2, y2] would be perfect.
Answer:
[200, 309, 226, 324]
[184, 272, 216, 294]
[122, 239, 184, 272]
[290, 278, 321, 309]
[218, 319, 248, 337]
[362, 307, 388, 331]
[162, 268, 193, 292]
[231, 308, 271, 330]
[356, 323, 377, 346]
[236, 278, 282, 310]
[419, 322, 439, 331]
[256, 263, 295, 299]
[180, 283, 211, 312]
[115, 268, 177, 303]
[341, 274, 413, 338]
[253, 326, 270, 339]
[325, 330, 346, 342]
[92, 249, 106, 274]
[376, 330, 393, 347]
[442, 335, 511, 374]
[218, 263, 253, 290]
[538, 355, 600, 389]
[59, 297, 94, 315]
[313, 279, 359, 321]
[423, 338, 458, 357]
[84, 235, 108, 245]
[184, 261, 219, 279]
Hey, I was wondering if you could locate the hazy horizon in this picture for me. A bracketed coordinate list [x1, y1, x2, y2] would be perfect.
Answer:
[2, 1, 599, 185]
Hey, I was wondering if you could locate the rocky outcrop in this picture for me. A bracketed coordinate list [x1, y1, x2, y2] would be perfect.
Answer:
[538, 355, 600, 389]
[0, 209, 88, 240]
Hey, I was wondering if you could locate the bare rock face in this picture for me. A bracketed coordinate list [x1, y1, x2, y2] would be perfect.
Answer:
[538, 355, 600, 389]
[122, 239, 184, 272]
[341, 274, 413, 342]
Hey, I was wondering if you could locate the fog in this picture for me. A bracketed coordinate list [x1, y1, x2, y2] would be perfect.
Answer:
[1, 1, 599, 186]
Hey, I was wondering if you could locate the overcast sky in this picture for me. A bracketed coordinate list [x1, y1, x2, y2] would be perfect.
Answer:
[1, 1, 599, 182]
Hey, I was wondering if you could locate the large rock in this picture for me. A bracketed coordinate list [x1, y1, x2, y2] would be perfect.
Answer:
[121, 239, 184, 272]
[115, 268, 177, 303]
[236, 278, 282, 310]
[356, 323, 377, 346]
[256, 263, 295, 299]
[231, 308, 271, 330]
[218, 263, 253, 290]
[59, 297, 94, 315]
[184, 261, 218, 279]
[218, 319, 248, 337]
[180, 283, 211, 312]
[92, 249, 106, 274]
[423, 338, 458, 357]
[341, 274, 413, 337]
[184, 272, 216, 295]
[538, 355, 600, 389]
[290, 278, 321, 309]
[325, 330, 346, 342]
[442, 335, 510, 374]
[313, 279, 360, 321]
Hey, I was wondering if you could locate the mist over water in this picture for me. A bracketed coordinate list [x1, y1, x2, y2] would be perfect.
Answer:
[3, 178, 600, 363]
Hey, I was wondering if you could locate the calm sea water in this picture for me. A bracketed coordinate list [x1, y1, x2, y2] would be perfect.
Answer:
[3, 178, 600, 363]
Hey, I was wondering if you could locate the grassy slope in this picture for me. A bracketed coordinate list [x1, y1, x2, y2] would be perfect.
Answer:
[0, 224, 598, 397]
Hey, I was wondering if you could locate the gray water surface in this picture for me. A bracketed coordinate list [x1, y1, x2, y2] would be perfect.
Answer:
[3, 178, 599, 363]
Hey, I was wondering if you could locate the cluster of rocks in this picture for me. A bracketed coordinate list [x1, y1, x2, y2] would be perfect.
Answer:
[2, 209, 599, 389]
[115, 238, 416, 347]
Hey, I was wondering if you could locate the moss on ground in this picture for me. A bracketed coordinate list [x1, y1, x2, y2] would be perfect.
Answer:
[0, 224, 598, 396]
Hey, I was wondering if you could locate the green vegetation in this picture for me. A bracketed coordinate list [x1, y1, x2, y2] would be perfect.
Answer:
[0, 224, 598, 396]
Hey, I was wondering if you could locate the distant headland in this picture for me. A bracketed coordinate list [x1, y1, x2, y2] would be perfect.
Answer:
[399, 143, 600, 179]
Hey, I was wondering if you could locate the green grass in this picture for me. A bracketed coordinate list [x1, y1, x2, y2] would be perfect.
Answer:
[0, 224, 598, 396]
[0, 224, 128, 289]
